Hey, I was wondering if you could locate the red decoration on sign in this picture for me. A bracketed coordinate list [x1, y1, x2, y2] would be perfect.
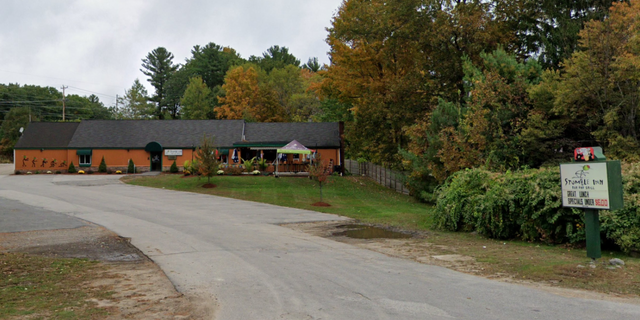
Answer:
[574, 147, 595, 161]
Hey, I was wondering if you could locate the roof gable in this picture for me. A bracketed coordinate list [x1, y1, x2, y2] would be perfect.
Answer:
[14, 122, 80, 149]
[67, 120, 245, 148]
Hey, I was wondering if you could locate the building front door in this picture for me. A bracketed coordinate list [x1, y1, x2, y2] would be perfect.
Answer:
[150, 152, 162, 171]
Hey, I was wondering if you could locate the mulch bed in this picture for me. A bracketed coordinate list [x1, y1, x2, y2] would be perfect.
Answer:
[202, 183, 217, 188]
[311, 202, 331, 207]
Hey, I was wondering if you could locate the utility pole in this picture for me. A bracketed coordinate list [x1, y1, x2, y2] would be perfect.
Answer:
[61, 85, 68, 121]
[114, 94, 119, 120]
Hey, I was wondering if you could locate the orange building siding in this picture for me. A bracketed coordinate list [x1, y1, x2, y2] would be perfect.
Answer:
[15, 147, 340, 173]
[15, 148, 197, 172]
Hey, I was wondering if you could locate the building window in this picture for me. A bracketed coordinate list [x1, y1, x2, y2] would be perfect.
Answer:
[79, 154, 92, 166]
[293, 154, 300, 161]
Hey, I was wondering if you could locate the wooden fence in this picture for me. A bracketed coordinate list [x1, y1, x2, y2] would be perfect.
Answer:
[344, 159, 409, 195]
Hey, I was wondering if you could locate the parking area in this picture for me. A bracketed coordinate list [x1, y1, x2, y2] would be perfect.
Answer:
[0, 163, 13, 175]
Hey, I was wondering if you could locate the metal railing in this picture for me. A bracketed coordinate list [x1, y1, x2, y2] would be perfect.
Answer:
[344, 159, 409, 195]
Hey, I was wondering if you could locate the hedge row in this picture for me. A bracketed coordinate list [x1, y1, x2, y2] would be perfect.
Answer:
[433, 164, 640, 253]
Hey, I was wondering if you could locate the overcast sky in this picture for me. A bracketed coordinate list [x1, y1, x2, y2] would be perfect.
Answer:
[0, 0, 343, 106]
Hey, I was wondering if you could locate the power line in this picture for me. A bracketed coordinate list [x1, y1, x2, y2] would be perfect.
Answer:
[67, 86, 117, 99]
[0, 100, 62, 104]
[0, 69, 126, 90]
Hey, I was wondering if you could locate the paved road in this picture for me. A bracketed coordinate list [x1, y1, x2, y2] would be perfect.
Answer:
[2, 174, 640, 320]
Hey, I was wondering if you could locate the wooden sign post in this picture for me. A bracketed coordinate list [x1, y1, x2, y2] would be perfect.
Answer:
[560, 147, 623, 260]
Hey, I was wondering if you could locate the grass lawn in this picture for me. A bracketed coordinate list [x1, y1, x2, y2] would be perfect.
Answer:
[0, 253, 111, 319]
[126, 174, 433, 230]
[125, 173, 640, 296]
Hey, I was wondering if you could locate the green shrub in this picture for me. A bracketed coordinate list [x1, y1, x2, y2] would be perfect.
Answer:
[170, 160, 179, 173]
[399, 149, 440, 203]
[257, 158, 268, 171]
[184, 159, 200, 174]
[242, 157, 255, 172]
[435, 164, 640, 252]
[601, 163, 640, 253]
[68, 162, 77, 173]
[223, 166, 244, 175]
[127, 159, 135, 174]
[98, 156, 107, 173]
[434, 167, 582, 243]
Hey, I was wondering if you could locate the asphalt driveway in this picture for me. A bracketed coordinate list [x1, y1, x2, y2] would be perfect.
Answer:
[1, 174, 640, 320]
[0, 163, 13, 175]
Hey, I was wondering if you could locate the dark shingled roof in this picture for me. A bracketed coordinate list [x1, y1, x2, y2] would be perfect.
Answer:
[15, 122, 80, 149]
[243, 122, 341, 148]
[67, 120, 245, 148]
[15, 120, 342, 150]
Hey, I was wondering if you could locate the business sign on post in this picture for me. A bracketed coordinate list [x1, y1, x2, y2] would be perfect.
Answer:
[560, 162, 610, 209]
[164, 149, 183, 156]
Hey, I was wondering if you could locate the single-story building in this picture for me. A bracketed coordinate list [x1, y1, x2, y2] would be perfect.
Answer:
[14, 120, 344, 173]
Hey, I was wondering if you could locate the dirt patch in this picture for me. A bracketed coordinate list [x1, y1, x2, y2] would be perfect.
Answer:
[0, 225, 216, 319]
[311, 202, 331, 207]
[283, 220, 640, 305]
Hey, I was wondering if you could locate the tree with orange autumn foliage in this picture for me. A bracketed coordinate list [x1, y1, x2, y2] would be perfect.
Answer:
[324, 0, 515, 164]
[217, 65, 287, 122]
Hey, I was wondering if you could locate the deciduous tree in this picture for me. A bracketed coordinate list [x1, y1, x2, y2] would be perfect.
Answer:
[547, 0, 640, 160]
[217, 65, 287, 122]
[195, 134, 220, 185]
[325, 0, 513, 164]
[0, 107, 34, 158]
[181, 76, 213, 120]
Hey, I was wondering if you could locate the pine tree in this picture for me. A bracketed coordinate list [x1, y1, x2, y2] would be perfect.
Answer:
[170, 160, 179, 173]
[127, 159, 135, 174]
[68, 162, 77, 173]
[98, 156, 107, 173]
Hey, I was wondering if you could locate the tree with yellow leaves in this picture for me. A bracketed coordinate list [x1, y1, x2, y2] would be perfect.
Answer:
[217, 65, 287, 122]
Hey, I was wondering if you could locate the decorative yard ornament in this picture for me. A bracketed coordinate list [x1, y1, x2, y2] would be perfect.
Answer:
[560, 147, 623, 260]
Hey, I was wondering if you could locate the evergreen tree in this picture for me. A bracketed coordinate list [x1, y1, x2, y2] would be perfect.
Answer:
[68, 161, 77, 173]
[141, 47, 179, 119]
[170, 160, 179, 173]
[98, 156, 107, 173]
[127, 159, 135, 174]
